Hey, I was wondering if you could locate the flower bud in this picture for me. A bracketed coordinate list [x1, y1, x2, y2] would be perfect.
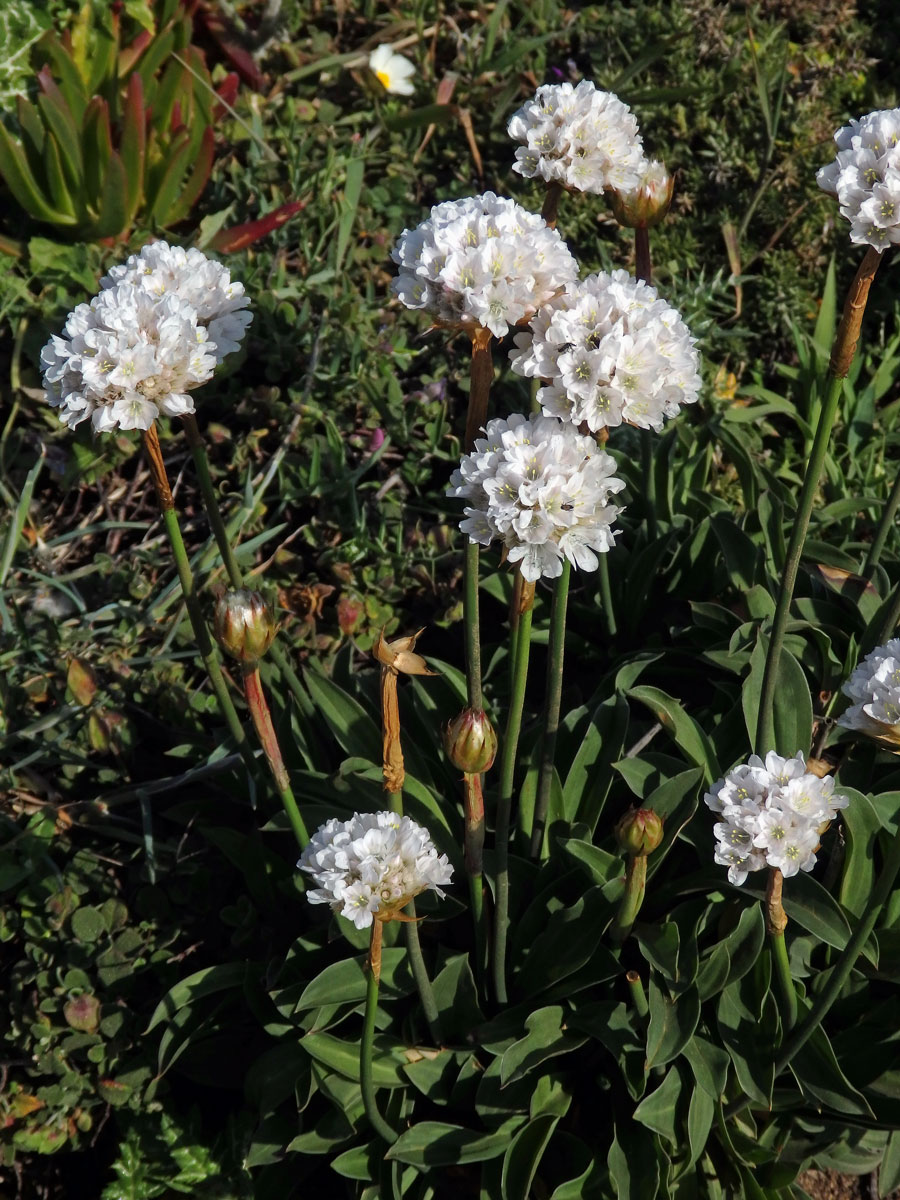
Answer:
[615, 807, 664, 856]
[609, 160, 674, 229]
[443, 708, 498, 774]
[213, 589, 277, 664]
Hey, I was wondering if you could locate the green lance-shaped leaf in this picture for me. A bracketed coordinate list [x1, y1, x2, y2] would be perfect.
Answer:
[302, 1030, 407, 1089]
[152, 56, 190, 133]
[90, 150, 130, 238]
[134, 26, 177, 103]
[500, 1006, 588, 1087]
[163, 125, 214, 226]
[119, 71, 146, 226]
[144, 962, 249, 1033]
[838, 786, 882, 917]
[645, 977, 701, 1069]
[16, 96, 45, 167]
[742, 632, 813, 757]
[627, 684, 719, 782]
[41, 133, 77, 220]
[0, 124, 75, 225]
[289, 950, 414, 1012]
[608, 1118, 659, 1200]
[386, 1119, 526, 1167]
[148, 126, 192, 226]
[36, 66, 83, 190]
[82, 96, 113, 202]
[501, 1113, 560, 1200]
[39, 33, 89, 122]
[633, 1064, 684, 1143]
[789, 1018, 873, 1117]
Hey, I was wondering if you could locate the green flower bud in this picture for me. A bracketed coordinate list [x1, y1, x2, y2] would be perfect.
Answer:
[609, 161, 674, 229]
[213, 589, 277, 664]
[615, 807, 664, 856]
[443, 708, 498, 774]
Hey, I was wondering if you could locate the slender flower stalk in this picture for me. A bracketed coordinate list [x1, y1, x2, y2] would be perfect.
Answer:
[241, 663, 308, 848]
[863, 470, 900, 579]
[493, 573, 535, 1004]
[361, 918, 397, 1143]
[141, 425, 258, 780]
[755, 247, 882, 755]
[530, 559, 572, 858]
[765, 867, 798, 1031]
[609, 807, 663, 945]
[626, 970, 649, 1022]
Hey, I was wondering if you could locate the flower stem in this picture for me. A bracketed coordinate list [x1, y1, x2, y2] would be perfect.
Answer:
[765, 867, 797, 1031]
[530, 560, 571, 858]
[141, 426, 257, 780]
[182, 414, 316, 724]
[755, 247, 882, 756]
[462, 330, 492, 714]
[242, 665, 308, 848]
[634, 226, 652, 286]
[464, 772, 488, 984]
[598, 552, 617, 637]
[863, 470, 900, 579]
[626, 970, 649, 1022]
[609, 855, 647, 946]
[492, 573, 535, 1005]
[541, 181, 563, 228]
[725, 821, 900, 1122]
[465, 541, 483, 711]
[361, 920, 397, 1143]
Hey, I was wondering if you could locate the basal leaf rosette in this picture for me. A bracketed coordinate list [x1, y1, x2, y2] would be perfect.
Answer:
[705, 752, 849, 886]
[40, 241, 251, 434]
[837, 639, 900, 748]
[507, 80, 645, 195]
[817, 107, 900, 249]
[391, 192, 577, 338]
[447, 412, 625, 582]
[509, 270, 701, 433]
[298, 811, 453, 930]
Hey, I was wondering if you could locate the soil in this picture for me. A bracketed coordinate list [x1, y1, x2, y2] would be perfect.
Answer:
[797, 1170, 896, 1199]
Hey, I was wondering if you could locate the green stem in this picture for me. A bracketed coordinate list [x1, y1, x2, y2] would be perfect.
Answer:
[609, 855, 647, 946]
[640, 429, 658, 542]
[863, 470, 900, 579]
[142, 427, 257, 781]
[464, 772, 487, 986]
[242, 665, 308, 848]
[876, 584, 900, 647]
[182, 414, 316, 723]
[361, 920, 398, 1143]
[755, 247, 882, 756]
[530, 560, 571, 858]
[725, 822, 900, 1121]
[598, 552, 617, 638]
[492, 575, 535, 1005]
[766, 866, 797, 1031]
[465, 541, 483, 711]
[626, 970, 649, 1022]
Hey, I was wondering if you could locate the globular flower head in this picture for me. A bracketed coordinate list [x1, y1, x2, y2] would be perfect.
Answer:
[838, 639, 900, 748]
[391, 192, 577, 338]
[368, 44, 416, 96]
[705, 751, 848, 886]
[213, 589, 277, 664]
[101, 241, 251, 362]
[298, 811, 453, 929]
[443, 707, 498, 774]
[509, 270, 701, 433]
[609, 159, 674, 228]
[817, 108, 900, 249]
[615, 807, 664, 856]
[447, 412, 625, 582]
[508, 80, 645, 195]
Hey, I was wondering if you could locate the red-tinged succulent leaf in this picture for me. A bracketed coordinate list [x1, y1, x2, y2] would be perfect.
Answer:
[117, 28, 152, 77]
[91, 151, 130, 238]
[42, 133, 78, 220]
[209, 200, 308, 253]
[36, 67, 83, 189]
[120, 73, 146, 225]
[82, 96, 113, 201]
[153, 57, 190, 135]
[149, 127, 193, 225]
[134, 26, 176, 106]
[16, 96, 46, 173]
[213, 72, 240, 119]
[0, 123, 75, 226]
[38, 33, 89, 122]
[194, 0, 266, 91]
[0, 235, 25, 258]
[164, 126, 214, 226]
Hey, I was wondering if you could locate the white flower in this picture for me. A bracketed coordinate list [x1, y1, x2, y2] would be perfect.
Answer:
[41, 285, 219, 433]
[704, 752, 848, 886]
[447, 412, 625, 582]
[101, 241, 251, 362]
[368, 44, 416, 96]
[391, 192, 577, 338]
[298, 811, 453, 930]
[509, 270, 701, 433]
[817, 109, 900, 248]
[507, 81, 644, 195]
[838, 639, 900, 746]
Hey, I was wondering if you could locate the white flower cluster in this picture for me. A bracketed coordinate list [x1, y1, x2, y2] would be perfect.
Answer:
[447, 412, 625, 582]
[391, 192, 577, 337]
[817, 108, 900, 249]
[298, 811, 453, 930]
[40, 241, 251, 434]
[705, 752, 848, 886]
[507, 81, 645, 195]
[838, 639, 900, 746]
[509, 270, 701, 432]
